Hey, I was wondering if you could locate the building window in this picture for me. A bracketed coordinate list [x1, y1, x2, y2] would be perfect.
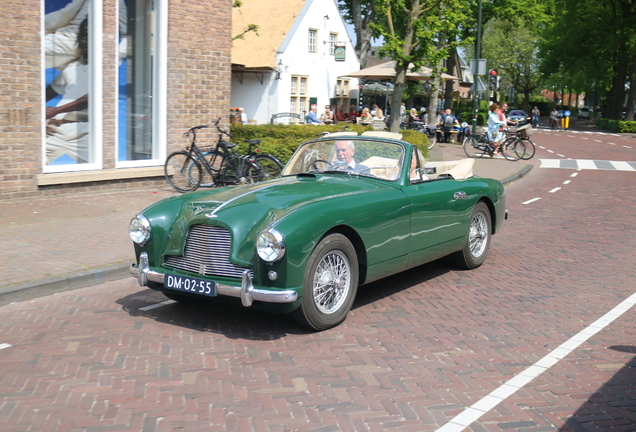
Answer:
[308, 29, 316, 53]
[44, 0, 95, 168]
[117, 0, 159, 163]
[291, 76, 309, 122]
[334, 79, 350, 111]
[329, 33, 337, 55]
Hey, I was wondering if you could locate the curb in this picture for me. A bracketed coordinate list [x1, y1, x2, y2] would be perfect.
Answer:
[501, 163, 534, 186]
[0, 262, 131, 307]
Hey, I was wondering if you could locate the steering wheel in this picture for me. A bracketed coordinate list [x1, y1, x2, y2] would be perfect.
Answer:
[311, 159, 333, 170]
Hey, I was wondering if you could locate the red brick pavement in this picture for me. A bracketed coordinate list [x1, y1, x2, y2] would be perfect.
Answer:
[1, 149, 635, 431]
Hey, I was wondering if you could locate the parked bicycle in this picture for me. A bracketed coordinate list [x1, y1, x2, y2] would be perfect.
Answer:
[164, 118, 283, 193]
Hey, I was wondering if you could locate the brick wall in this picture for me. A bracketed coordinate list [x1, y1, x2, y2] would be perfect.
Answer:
[0, 0, 231, 201]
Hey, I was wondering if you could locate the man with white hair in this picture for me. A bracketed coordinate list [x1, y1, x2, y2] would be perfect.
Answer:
[334, 140, 369, 174]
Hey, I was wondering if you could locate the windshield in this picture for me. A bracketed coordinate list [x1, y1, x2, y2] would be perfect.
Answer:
[509, 110, 525, 116]
[282, 139, 405, 181]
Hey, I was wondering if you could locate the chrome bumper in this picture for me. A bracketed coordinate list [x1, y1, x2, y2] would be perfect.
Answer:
[130, 252, 298, 307]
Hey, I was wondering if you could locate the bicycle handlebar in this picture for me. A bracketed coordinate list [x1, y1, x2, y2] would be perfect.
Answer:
[184, 124, 208, 137]
[214, 117, 232, 138]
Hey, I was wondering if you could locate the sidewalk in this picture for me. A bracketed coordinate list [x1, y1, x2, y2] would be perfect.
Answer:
[0, 147, 536, 306]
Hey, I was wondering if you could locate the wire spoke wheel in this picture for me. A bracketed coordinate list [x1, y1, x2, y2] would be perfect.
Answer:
[517, 139, 536, 160]
[165, 151, 201, 193]
[468, 210, 489, 258]
[312, 251, 351, 314]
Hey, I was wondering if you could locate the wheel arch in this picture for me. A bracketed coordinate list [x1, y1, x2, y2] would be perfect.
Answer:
[322, 225, 369, 286]
[477, 196, 498, 235]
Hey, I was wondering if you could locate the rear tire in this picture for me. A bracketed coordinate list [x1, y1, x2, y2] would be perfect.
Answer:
[455, 202, 492, 269]
[463, 135, 488, 158]
[293, 234, 358, 331]
[165, 151, 201, 193]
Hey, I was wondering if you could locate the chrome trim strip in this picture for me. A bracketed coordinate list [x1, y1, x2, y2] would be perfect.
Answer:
[130, 252, 297, 305]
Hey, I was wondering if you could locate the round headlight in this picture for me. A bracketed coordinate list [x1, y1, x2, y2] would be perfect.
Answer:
[129, 214, 151, 245]
[256, 229, 286, 262]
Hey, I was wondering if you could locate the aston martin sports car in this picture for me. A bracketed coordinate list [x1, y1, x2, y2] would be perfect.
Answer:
[130, 132, 506, 330]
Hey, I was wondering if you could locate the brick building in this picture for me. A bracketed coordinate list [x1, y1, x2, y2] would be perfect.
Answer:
[0, 0, 231, 200]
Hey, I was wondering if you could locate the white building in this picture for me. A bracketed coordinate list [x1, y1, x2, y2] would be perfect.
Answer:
[231, 0, 360, 124]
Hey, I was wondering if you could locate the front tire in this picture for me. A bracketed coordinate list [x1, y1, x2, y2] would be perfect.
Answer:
[293, 234, 358, 331]
[455, 202, 492, 269]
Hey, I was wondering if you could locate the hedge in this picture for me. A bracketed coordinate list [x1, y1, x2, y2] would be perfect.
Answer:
[595, 118, 636, 133]
[229, 122, 430, 165]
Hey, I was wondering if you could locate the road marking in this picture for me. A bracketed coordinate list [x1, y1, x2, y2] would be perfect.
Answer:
[540, 159, 636, 171]
[624, 146, 632, 149]
[547, 149, 554, 153]
[538, 146, 545, 149]
[0, 343, 12, 350]
[557, 154, 565, 157]
[570, 173, 578, 177]
[549, 187, 561, 193]
[563, 180, 571, 185]
[436, 291, 636, 432]
[522, 198, 541, 205]
[609, 142, 616, 145]
[594, 139, 602, 142]
[138, 300, 176, 311]
[581, 137, 588, 140]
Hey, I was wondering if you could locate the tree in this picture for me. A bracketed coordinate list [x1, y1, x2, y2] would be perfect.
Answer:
[339, 0, 376, 68]
[481, 19, 542, 111]
[372, 0, 472, 132]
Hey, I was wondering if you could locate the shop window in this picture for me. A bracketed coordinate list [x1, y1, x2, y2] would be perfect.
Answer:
[43, 0, 96, 168]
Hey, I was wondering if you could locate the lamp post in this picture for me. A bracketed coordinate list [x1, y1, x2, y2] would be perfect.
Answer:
[472, 0, 483, 134]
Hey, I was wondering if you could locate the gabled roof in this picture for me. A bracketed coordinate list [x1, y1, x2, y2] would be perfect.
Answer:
[232, 0, 307, 70]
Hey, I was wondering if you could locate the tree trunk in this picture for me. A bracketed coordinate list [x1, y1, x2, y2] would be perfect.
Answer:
[607, 45, 628, 119]
[388, 62, 409, 132]
[443, 50, 456, 110]
[427, 63, 442, 126]
[624, 54, 636, 121]
[350, 0, 374, 69]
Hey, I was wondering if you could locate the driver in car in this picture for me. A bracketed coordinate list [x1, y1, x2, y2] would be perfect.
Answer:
[334, 140, 369, 174]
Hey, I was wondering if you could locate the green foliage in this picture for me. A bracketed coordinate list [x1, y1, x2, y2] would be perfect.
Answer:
[595, 119, 636, 133]
[229, 123, 431, 165]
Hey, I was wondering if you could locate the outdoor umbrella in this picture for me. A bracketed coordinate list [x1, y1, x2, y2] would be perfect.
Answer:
[343, 60, 458, 81]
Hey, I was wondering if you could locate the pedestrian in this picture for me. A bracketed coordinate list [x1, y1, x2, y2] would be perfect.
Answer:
[550, 107, 558, 129]
[487, 103, 506, 156]
[531, 106, 540, 127]
[239, 107, 247, 125]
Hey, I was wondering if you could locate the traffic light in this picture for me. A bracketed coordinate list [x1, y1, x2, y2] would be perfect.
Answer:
[358, 85, 364, 111]
[488, 69, 498, 91]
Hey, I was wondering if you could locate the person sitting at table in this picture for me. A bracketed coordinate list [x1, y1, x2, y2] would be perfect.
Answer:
[335, 105, 347, 122]
[348, 104, 358, 122]
[307, 106, 324, 125]
[372, 104, 384, 120]
[323, 105, 334, 124]
[438, 108, 459, 142]
[359, 107, 372, 125]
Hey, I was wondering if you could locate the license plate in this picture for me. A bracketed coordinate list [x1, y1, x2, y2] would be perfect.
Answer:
[165, 274, 217, 297]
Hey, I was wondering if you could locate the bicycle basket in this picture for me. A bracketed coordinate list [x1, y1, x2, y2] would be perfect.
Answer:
[517, 124, 533, 139]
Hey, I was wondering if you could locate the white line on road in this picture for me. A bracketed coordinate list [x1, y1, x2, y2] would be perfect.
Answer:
[436, 291, 636, 432]
[571, 173, 578, 177]
[594, 140, 602, 142]
[608, 142, 616, 145]
[522, 198, 541, 205]
[539, 146, 545, 149]
[139, 300, 176, 311]
[563, 180, 571, 185]
[624, 146, 632, 149]
[0, 343, 12, 350]
[557, 154, 565, 157]
[549, 187, 561, 193]
[547, 150, 554, 153]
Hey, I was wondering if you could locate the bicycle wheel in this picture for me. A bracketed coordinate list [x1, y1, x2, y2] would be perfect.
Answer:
[194, 150, 223, 187]
[426, 131, 437, 150]
[500, 138, 520, 161]
[517, 138, 536, 160]
[165, 151, 201, 193]
[463, 135, 489, 158]
[253, 154, 283, 181]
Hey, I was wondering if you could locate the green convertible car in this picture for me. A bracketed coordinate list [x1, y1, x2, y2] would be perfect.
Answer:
[130, 132, 506, 330]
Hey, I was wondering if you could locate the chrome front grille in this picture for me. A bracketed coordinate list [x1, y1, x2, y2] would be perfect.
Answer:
[164, 224, 251, 279]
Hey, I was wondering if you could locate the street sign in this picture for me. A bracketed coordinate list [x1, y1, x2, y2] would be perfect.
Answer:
[470, 59, 487, 76]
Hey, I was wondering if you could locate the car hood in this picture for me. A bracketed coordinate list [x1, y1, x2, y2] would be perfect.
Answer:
[157, 174, 397, 257]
